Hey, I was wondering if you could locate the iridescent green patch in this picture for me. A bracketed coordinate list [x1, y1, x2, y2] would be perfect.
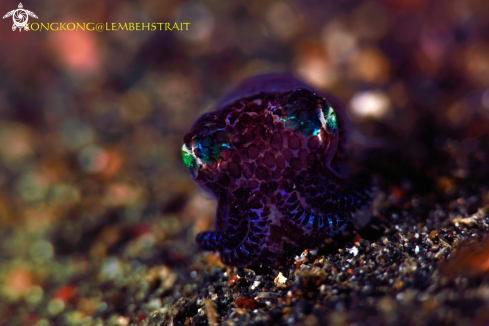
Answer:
[318, 103, 338, 134]
[325, 104, 337, 131]
[181, 144, 195, 168]
[182, 143, 200, 178]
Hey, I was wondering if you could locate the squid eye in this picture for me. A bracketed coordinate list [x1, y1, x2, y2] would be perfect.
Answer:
[320, 103, 338, 134]
[181, 144, 199, 179]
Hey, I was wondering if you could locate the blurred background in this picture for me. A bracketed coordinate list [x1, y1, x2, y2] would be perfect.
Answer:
[1, 0, 489, 325]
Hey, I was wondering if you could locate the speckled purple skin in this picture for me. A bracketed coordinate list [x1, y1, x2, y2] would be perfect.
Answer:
[183, 74, 372, 267]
